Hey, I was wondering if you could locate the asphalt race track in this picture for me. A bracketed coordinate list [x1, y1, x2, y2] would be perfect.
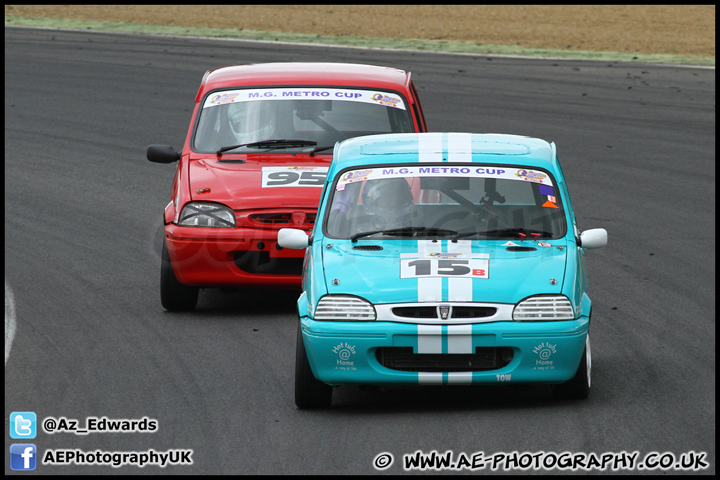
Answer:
[4, 27, 715, 474]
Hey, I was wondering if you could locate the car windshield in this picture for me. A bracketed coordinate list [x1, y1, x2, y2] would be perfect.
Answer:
[193, 87, 414, 153]
[325, 165, 567, 240]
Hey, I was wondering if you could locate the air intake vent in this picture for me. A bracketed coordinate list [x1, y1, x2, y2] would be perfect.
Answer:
[250, 213, 316, 227]
[352, 245, 383, 251]
[376, 347, 513, 372]
[451, 306, 497, 318]
[392, 307, 437, 318]
[391, 306, 497, 319]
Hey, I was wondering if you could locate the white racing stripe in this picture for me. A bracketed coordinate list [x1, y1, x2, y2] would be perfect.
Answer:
[418, 132, 473, 163]
[416, 240, 443, 302]
[447, 324, 473, 353]
[447, 372, 474, 384]
[418, 372, 444, 384]
[414, 135, 480, 384]
[418, 132, 444, 162]
[447, 132, 473, 162]
[447, 240, 473, 301]
[417, 325, 442, 354]
[417, 325, 474, 355]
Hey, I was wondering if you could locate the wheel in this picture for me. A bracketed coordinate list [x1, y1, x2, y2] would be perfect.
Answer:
[295, 322, 332, 408]
[553, 334, 591, 399]
[160, 237, 199, 311]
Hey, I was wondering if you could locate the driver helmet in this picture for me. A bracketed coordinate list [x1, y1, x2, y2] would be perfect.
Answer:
[362, 178, 415, 227]
[226, 101, 276, 144]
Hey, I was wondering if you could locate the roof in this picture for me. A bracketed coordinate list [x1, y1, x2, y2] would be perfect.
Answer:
[328, 133, 558, 179]
[196, 62, 412, 101]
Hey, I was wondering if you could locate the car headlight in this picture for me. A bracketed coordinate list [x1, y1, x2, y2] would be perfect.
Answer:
[178, 202, 235, 227]
[513, 295, 575, 321]
[314, 295, 377, 321]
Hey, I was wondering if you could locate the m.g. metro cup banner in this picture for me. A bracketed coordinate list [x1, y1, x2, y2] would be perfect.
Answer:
[204, 88, 407, 110]
[336, 165, 555, 187]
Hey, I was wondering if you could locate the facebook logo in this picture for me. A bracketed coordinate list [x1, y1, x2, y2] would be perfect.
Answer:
[10, 444, 37, 471]
[10, 411, 37, 439]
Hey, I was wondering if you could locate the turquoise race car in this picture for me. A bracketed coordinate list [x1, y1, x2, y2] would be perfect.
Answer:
[278, 132, 607, 408]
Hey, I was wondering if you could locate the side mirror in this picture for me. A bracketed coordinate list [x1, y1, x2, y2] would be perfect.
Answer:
[579, 228, 608, 250]
[278, 228, 309, 249]
[147, 144, 181, 163]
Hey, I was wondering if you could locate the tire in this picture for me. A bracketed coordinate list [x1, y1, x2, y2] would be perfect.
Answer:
[553, 334, 591, 400]
[295, 323, 332, 409]
[160, 237, 199, 311]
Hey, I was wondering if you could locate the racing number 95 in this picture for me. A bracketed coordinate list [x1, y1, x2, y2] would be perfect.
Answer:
[400, 258, 488, 278]
[262, 169, 327, 187]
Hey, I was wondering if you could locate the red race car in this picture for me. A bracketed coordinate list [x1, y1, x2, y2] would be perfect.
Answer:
[148, 63, 428, 311]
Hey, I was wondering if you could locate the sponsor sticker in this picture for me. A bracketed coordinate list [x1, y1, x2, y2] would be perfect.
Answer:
[532, 342, 557, 370]
[339, 169, 373, 184]
[370, 93, 402, 107]
[332, 342, 357, 371]
[515, 169, 548, 183]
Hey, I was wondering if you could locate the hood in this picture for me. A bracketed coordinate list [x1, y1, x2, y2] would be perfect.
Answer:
[187, 154, 331, 210]
[320, 239, 569, 305]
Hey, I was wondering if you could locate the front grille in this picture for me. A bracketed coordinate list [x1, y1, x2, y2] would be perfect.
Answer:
[376, 347, 512, 372]
[249, 212, 316, 227]
[451, 306, 497, 318]
[391, 306, 497, 319]
[233, 251, 303, 275]
[393, 307, 437, 318]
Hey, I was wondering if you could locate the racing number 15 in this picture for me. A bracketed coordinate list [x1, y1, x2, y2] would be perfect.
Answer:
[401, 259, 488, 278]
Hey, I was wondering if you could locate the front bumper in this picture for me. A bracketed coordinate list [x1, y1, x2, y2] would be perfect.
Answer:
[301, 317, 589, 386]
[165, 224, 306, 288]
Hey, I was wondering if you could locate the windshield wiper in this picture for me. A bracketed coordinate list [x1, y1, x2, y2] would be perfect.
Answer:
[216, 139, 317, 156]
[453, 228, 554, 240]
[351, 226, 458, 242]
[308, 145, 335, 156]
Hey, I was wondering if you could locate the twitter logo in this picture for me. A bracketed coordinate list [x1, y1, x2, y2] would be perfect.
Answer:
[10, 412, 37, 439]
